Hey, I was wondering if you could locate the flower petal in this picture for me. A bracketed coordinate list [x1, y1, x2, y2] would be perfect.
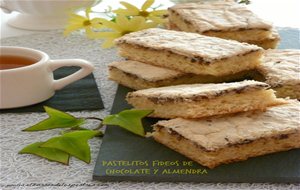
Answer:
[91, 18, 103, 29]
[96, 18, 121, 31]
[128, 16, 146, 31]
[150, 9, 168, 16]
[101, 38, 116, 48]
[85, 27, 97, 39]
[119, 1, 140, 14]
[113, 8, 138, 16]
[142, 0, 154, 11]
[116, 16, 130, 31]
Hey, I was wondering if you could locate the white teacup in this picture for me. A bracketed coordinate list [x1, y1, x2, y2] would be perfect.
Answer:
[0, 46, 94, 109]
[0, 0, 98, 30]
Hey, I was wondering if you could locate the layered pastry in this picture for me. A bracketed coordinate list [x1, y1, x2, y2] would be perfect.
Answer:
[108, 60, 256, 90]
[168, 21, 280, 49]
[152, 101, 300, 168]
[115, 28, 263, 76]
[246, 29, 280, 49]
[126, 80, 285, 119]
[167, 1, 278, 48]
[256, 49, 300, 99]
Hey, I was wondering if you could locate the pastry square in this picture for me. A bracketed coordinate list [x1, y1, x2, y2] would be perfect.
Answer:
[168, 21, 280, 49]
[108, 60, 186, 90]
[115, 28, 263, 76]
[152, 101, 300, 168]
[126, 80, 285, 119]
[246, 30, 280, 49]
[168, 1, 273, 42]
[108, 60, 256, 90]
[257, 49, 300, 99]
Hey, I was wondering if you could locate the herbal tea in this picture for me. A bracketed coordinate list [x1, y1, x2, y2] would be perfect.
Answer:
[0, 55, 38, 70]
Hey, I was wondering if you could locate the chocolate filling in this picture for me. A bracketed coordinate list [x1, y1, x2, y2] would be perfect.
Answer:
[204, 28, 270, 33]
[159, 126, 297, 153]
[171, 13, 270, 32]
[129, 83, 270, 104]
[117, 43, 261, 65]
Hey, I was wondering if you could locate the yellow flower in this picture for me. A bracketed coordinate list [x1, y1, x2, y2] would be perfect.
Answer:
[64, 8, 103, 39]
[113, 0, 167, 24]
[93, 15, 157, 48]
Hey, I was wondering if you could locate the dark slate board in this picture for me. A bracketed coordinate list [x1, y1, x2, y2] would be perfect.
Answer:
[0, 67, 104, 113]
[93, 28, 300, 183]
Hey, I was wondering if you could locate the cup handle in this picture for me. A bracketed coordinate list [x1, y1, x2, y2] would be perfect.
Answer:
[0, 1, 12, 13]
[49, 59, 94, 90]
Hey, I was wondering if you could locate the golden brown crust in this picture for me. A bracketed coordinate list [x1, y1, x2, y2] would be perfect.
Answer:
[153, 125, 300, 168]
[152, 101, 300, 168]
[108, 60, 258, 90]
[108, 61, 185, 82]
[259, 49, 300, 87]
[256, 49, 300, 98]
[168, 1, 273, 42]
[168, 21, 280, 49]
[127, 80, 270, 103]
[115, 28, 262, 64]
[168, 1, 272, 31]
[126, 81, 285, 119]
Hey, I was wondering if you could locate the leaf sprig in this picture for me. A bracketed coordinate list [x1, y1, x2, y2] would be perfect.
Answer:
[19, 106, 152, 165]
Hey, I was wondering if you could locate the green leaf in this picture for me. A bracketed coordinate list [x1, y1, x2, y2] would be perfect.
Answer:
[40, 130, 100, 163]
[236, 0, 251, 4]
[23, 106, 85, 131]
[19, 142, 70, 165]
[103, 109, 153, 137]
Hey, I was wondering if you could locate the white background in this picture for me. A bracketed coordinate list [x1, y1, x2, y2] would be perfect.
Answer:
[1, 0, 300, 39]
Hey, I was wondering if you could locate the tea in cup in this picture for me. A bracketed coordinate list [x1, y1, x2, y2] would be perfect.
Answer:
[0, 46, 94, 109]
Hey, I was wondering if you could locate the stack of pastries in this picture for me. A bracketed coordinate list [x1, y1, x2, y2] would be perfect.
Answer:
[107, 1, 300, 168]
[167, 0, 280, 49]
